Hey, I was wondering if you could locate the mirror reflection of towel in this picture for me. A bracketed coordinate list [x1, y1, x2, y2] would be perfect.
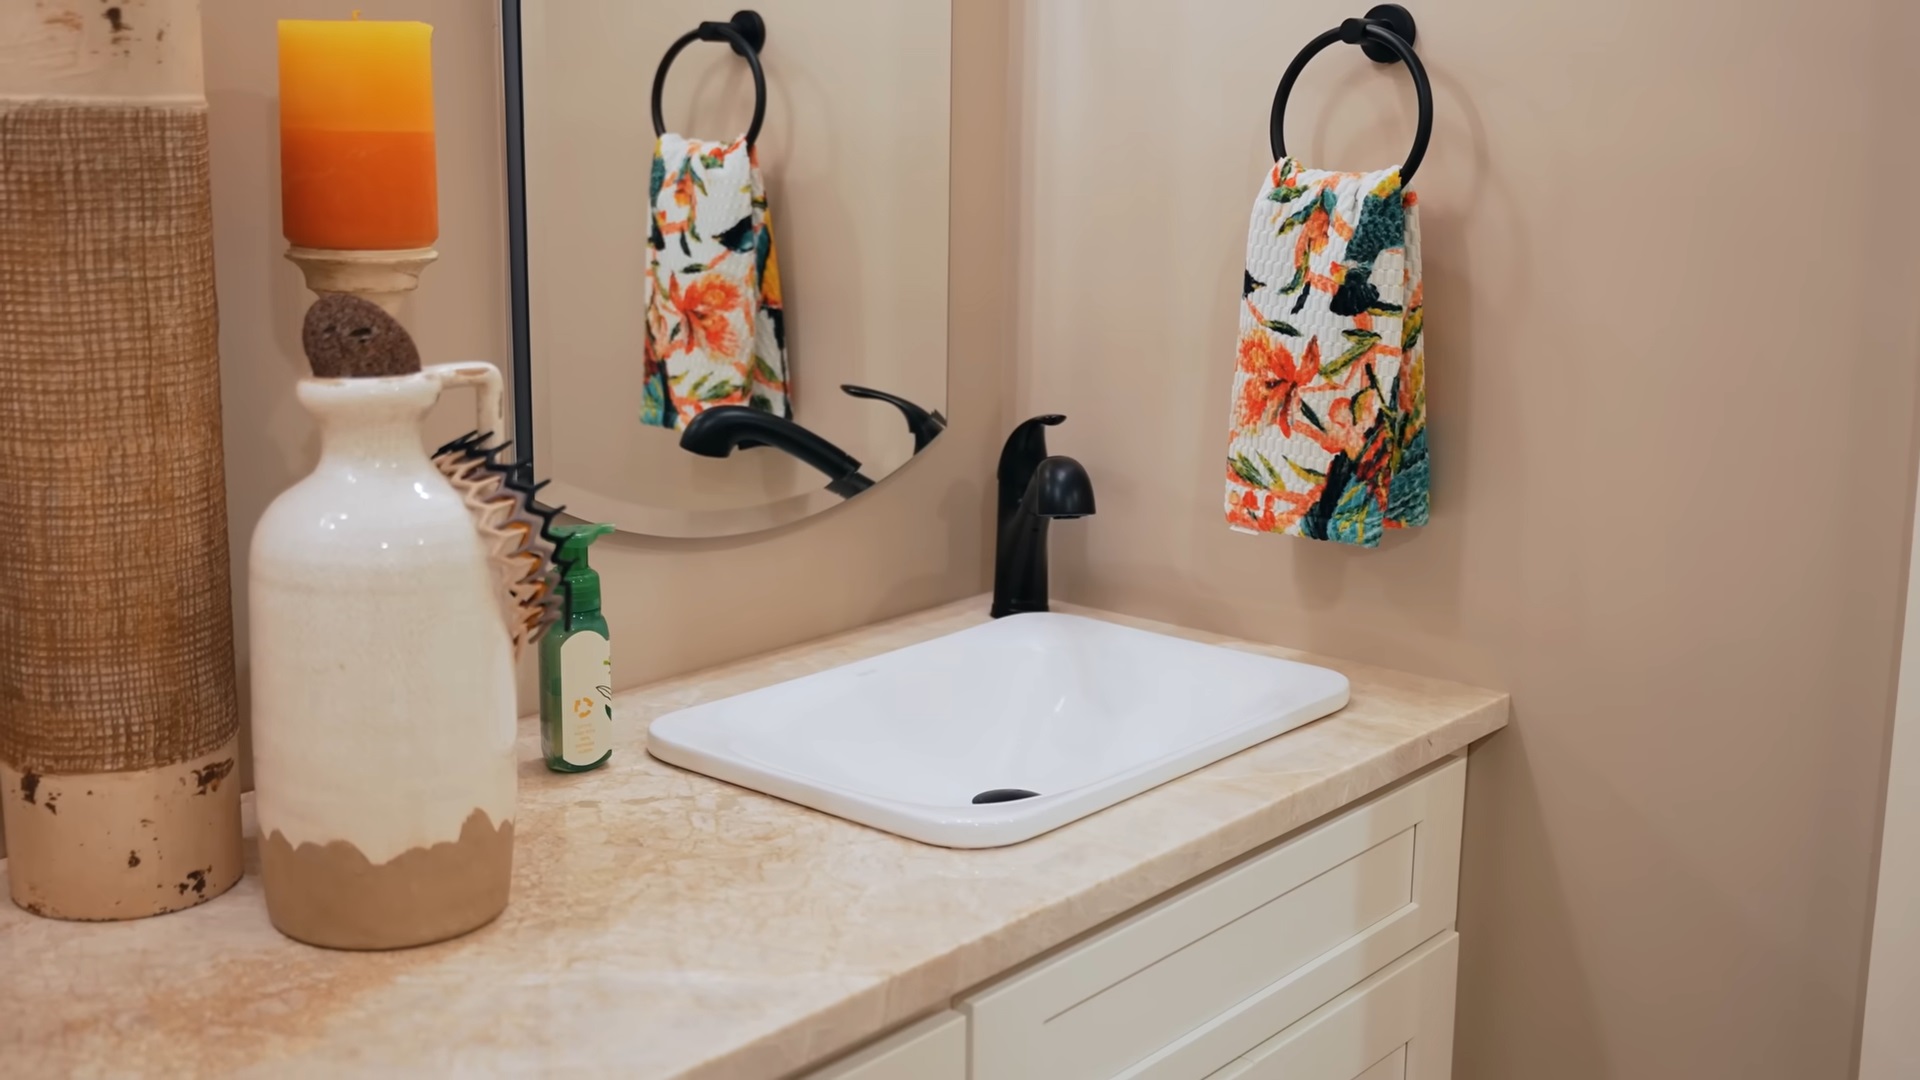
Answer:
[1226, 159, 1428, 547]
[641, 133, 789, 430]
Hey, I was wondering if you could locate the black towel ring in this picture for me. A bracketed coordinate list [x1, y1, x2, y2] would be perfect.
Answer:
[1269, 4, 1432, 185]
[651, 10, 769, 147]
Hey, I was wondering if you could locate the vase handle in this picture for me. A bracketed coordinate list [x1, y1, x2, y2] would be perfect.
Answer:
[424, 362, 510, 454]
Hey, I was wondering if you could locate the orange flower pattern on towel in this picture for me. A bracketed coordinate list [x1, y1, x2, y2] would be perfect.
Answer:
[659, 274, 744, 360]
[642, 134, 789, 429]
[1235, 333, 1321, 437]
[1226, 159, 1428, 547]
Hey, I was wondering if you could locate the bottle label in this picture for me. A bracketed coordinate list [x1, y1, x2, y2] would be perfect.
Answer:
[560, 631, 612, 766]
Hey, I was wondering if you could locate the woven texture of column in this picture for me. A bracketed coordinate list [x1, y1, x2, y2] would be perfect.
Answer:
[0, 97, 242, 919]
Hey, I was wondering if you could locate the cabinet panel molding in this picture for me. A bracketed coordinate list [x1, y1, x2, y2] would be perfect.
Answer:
[966, 758, 1466, 1080]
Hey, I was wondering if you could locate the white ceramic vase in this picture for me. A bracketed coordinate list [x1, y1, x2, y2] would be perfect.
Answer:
[250, 363, 518, 950]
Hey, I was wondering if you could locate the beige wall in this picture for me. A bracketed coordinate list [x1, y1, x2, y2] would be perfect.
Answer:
[200, 0, 1009, 738]
[1009, 0, 1920, 1077]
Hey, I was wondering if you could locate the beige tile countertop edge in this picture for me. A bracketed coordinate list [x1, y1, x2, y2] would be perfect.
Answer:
[0, 595, 1508, 1080]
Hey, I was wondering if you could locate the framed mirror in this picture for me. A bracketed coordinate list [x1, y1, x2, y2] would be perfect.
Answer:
[503, 1, 952, 537]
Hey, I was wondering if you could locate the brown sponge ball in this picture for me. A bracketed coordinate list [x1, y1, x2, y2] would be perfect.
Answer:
[301, 294, 422, 378]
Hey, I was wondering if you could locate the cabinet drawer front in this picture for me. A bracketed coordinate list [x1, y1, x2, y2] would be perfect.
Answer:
[803, 1011, 966, 1080]
[964, 758, 1464, 1080]
[1209, 932, 1459, 1080]
[1352, 1046, 1409, 1080]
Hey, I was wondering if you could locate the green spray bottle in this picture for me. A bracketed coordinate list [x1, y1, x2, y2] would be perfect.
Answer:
[542, 523, 616, 772]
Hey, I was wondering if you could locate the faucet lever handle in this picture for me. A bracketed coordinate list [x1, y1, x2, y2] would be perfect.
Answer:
[997, 414, 1066, 482]
[996, 414, 1069, 519]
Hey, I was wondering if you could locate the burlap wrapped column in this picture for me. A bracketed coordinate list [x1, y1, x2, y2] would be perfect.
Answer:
[0, 1, 241, 919]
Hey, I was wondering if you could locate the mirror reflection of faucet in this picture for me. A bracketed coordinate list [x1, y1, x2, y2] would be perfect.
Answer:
[841, 384, 947, 452]
[678, 384, 947, 502]
[679, 407, 875, 498]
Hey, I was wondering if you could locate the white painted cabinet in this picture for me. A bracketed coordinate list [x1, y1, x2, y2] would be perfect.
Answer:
[804, 1011, 968, 1080]
[803, 758, 1467, 1080]
[1209, 933, 1459, 1079]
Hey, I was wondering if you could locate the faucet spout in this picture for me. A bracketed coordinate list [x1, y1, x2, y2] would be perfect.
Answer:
[1023, 455, 1095, 519]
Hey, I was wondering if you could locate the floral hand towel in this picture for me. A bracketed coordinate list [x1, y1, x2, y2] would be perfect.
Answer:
[641, 133, 789, 429]
[1226, 159, 1428, 546]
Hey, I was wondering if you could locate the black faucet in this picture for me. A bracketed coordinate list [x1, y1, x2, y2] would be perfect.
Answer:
[679, 406, 874, 498]
[992, 415, 1095, 618]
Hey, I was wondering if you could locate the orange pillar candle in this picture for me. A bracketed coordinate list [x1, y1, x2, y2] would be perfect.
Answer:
[279, 17, 438, 251]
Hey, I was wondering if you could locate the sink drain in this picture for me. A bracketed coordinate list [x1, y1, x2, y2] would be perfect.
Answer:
[972, 788, 1040, 805]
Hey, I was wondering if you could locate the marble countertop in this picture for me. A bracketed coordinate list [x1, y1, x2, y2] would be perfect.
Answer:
[0, 597, 1507, 1078]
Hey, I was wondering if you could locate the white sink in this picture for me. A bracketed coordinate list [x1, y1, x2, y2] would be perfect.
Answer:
[645, 612, 1350, 847]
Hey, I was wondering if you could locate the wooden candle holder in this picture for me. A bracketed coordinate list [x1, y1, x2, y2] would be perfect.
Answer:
[285, 245, 439, 313]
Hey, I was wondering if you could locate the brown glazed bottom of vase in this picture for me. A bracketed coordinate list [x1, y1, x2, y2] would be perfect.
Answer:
[262, 809, 513, 950]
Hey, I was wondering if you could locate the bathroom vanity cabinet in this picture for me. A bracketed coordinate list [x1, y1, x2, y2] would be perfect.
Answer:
[2, 600, 1503, 1079]
[808, 757, 1464, 1080]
